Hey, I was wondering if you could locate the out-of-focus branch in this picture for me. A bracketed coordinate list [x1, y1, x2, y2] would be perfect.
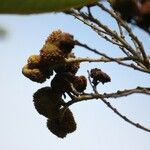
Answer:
[0, 27, 7, 39]
[0, 0, 99, 14]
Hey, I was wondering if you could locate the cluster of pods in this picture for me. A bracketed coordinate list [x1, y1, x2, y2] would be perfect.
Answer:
[22, 30, 111, 138]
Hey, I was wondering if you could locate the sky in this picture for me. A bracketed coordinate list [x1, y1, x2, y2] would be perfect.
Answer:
[0, 5, 150, 150]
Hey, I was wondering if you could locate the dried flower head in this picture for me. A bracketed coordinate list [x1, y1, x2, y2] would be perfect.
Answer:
[54, 53, 80, 74]
[22, 64, 46, 83]
[40, 43, 66, 67]
[47, 119, 67, 138]
[54, 62, 80, 74]
[47, 108, 76, 138]
[46, 30, 62, 44]
[59, 108, 77, 134]
[27, 55, 42, 69]
[46, 30, 75, 54]
[90, 68, 111, 85]
[38, 65, 53, 79]
[73, 75, 87, 92]
[33, 87, 62, 119]
[51, 73, 75, 93]
[55, 32, 75, 53]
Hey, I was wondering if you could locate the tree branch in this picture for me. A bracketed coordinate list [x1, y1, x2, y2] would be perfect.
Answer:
[63, 86, 150, 133]
[97, 2, 150, 68]
[75, 40, 150, 73]
[101, 98, 150, 132]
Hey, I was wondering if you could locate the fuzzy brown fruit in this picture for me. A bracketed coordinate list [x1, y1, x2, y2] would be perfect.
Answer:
[46, 30, 75, 54]
[90, 68, 111, 85]
[54, 53, 80, 74]
[22, 64, 47, 83]
[51, 73, 75, 93]
[33, 87, 62, 119]
[47, 108, 76, 138]
[73, 75, 87, 92]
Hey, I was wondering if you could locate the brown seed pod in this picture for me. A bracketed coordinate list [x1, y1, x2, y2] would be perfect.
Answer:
[46, 30, 75, 54]
[54, 53, 80, 74]
[59, 108, 77, 134]
[22, 64, 46, 83]
[27, 55, 53, 79]
[33, 87, 62, 119]
[40, 67, 53, 79]
[54, 61, 80, 74]
[27, 54, 42, 69]
[46, 30, 63, 44]
[90, 68, 111, 85]
[66, 61, 80, 74]
[40, 42, 67, 67]
[51, 73, 75, 93]
[73, 75, 87, 92]
[47, 108, 76, 138]
[47, 119, 67, 138]
[55, 32, 75, 54]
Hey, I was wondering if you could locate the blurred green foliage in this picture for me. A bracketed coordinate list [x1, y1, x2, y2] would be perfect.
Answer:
[0, 0, 99, 14]
[0, 27, 7, 39]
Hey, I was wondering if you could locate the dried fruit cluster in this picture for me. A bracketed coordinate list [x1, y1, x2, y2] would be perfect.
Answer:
[33, 87, 77, 138]
[22, 30, 87, 138]
[22, 30, 111, 138]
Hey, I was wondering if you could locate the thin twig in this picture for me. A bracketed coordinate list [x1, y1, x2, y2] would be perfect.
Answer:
[72, 9, 139, 57]
[98, 2, 150, 67]
[101, 97, 150, 132]
[66, 56, 132, 63]
[75, 40, 150, 73]
[64, 86, 150, 132]
[67, 87, 150, 102]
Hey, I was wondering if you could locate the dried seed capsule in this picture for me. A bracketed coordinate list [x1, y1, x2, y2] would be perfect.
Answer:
[90, 68, 111, 85]
[73, 75, 87, 92]
[46, 30, 62, 44]
[55, 32, 75, 53]
[51, 73, 75, 93]
[27, 55, 53, 79]
[39, 65, 53, 79]
[54, 53, 80, 74]
[27, 54, 42, 68]
[59, 108, 77, 134]
[46, 30, 75, 54]
[22, 64, 46, 83]
[66, 61, 80, 74]
[47, 119, 67, 138]
[47, 108, 76, 138]
[40, 43, 66, 67]
[33, 87, 62, 119]
[54, 61, 80, 74]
